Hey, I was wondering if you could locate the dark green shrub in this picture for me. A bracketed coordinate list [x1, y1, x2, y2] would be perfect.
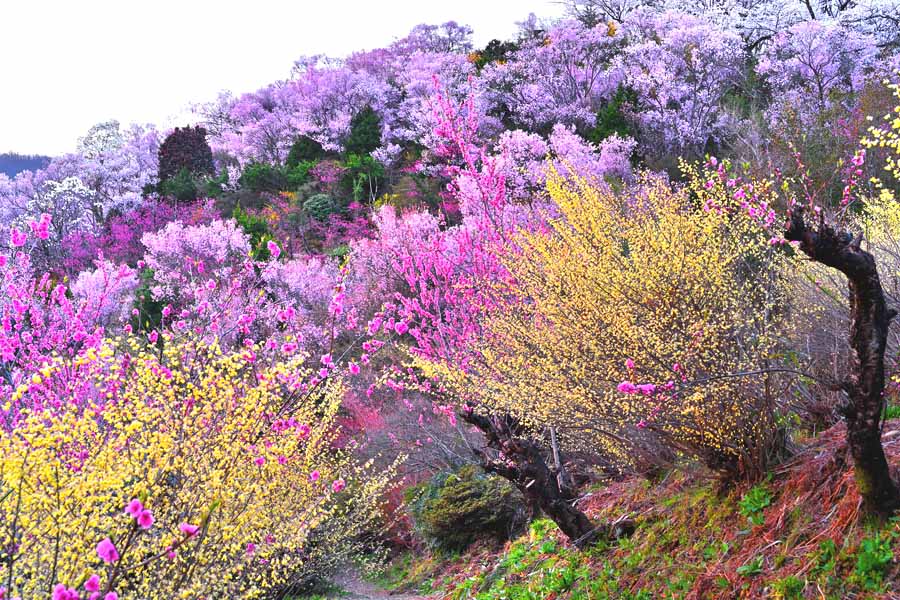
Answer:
[232, 205, 274, 260]
[343, 105, 382, 156]
[130, 269, 165, 334]
[287, 136, 326, 167]
[586, 86, 637, 144]
[286, 160, 316, 189]
[342, 153, 384, 203]
[405, 465, 525, 552]
[158, 168, 199, 202]
[472, 39, 519, 71]
[303, 193, 338, 221]
[239, 162, 288, 193]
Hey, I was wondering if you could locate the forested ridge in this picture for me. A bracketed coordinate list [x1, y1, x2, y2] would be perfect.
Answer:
[3, 1, 900, 598]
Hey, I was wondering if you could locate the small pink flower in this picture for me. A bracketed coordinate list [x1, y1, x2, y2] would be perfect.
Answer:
[617, 381, 637, 394]
[84, 574, 100, 592]
[332, 478, 346, 493]
[162, 304, 173, 318]
[246, 542, 256, 555]
[148, 330, 158, 344]
[165, 546, 176, 560]
[348, 362, 360, 375]
[52, 585, 78, 600]
[277, 455, 288, 465]
[254, 456, 266, 467]
[267, 240, 281, 259]
[636, 383, 656, 396]
[320, 353, 333, 367]
[105, 593, 118, 600]
[179, 522, 200, 537]
[125, 498, 143, 517]
[96, 538, 119, 563]
[394, 321, 409, 335]
[137, 509, 154, 529]
[318, 368, 328, 378]
[309, 470, 320, 483]
[625, 358, 634, 370]
[10, 228, 26, 248]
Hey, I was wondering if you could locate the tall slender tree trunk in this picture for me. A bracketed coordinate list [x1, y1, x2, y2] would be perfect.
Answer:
[459, 407, 632, 547]
[786, 209, 900, 515]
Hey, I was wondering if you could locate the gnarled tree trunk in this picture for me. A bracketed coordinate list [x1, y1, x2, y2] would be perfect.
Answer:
[459, 407, 632, 547]
[785, 209, 900, 515]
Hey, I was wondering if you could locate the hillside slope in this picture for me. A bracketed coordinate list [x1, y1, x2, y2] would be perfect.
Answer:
[378, 421, 900, 600]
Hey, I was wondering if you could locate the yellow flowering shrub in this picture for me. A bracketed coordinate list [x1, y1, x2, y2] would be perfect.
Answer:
[863, 77, 900, 190]
[0, 336, 395, 599]
[416, 169, 791, 479]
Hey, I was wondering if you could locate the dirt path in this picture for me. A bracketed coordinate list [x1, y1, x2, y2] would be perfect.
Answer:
[329, 570, 435, 600]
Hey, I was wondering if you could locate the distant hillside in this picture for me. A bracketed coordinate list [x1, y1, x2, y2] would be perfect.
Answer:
[0, 152, 50, 177]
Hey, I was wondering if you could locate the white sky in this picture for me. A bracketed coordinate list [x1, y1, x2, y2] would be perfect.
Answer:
[0, 0, 563, 156]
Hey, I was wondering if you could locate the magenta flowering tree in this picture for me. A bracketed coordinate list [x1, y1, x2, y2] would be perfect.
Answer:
[346, 82, 630, 546]
[70, 259, 139, 328]
[0, 249, 105, 428]
[60, 199, 219, 274]
[141, 219, 251, 301]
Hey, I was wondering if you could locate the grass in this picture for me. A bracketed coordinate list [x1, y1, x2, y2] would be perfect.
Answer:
[379, 421, 900, 599]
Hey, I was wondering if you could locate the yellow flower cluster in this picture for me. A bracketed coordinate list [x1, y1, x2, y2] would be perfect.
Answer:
[0, 336, 394, 599]
[863, 76, 900, 193]
[417, 169, 790, 478]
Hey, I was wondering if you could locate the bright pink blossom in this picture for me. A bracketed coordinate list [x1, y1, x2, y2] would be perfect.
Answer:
[179, 522, 200, 537]
[96, 538, 119, 563]
[617, 381, 637, 394]
[10, 228, 26, 248]
[137, 509, 154, 529]
[125, 498, 143, 517]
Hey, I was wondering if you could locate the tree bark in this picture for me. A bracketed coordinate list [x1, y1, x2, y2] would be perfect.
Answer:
[459, 406, 633, 547]
[785, 208, 900, 515]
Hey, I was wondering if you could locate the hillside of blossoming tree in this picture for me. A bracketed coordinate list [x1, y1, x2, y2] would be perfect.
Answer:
[3, 0, 900, 598]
